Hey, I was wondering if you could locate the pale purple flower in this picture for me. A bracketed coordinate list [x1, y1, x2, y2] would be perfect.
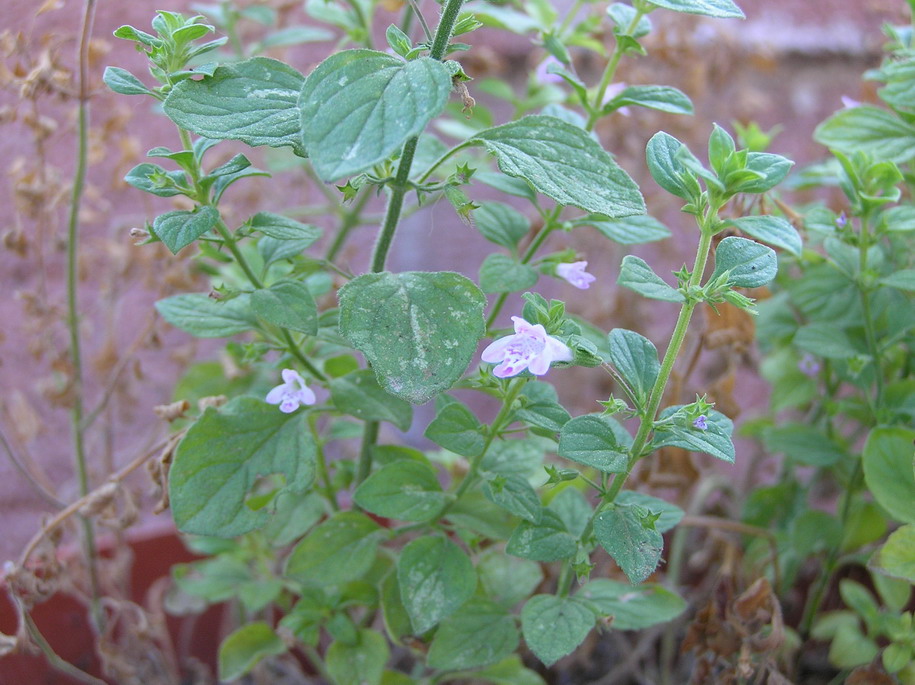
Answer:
[265, 369, 316, 413]
[835, 211, 848, 229]
[841, 95, 862, 109]
[481, 316, 573, 378]
[535, 56, 565, 85]
[556, 261, 596, 290]
[692, 415, 708, 431]
[798, 353, 821, 378]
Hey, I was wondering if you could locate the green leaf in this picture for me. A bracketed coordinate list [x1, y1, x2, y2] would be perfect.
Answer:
[424, 401, 485, 456]
[645, 0, 745, 18]
[576, 579, 686, 630]
[326, 629, 389, 685]
[479, 254, 539, 293]
[506, 509, 577, 561]
[558, 415, 629, 473]
[103, 66, 153, 96]
[169, 398, 315, 536]
[815, 106, 915, 164]
[152, 207, 219, 254]
[547, 488, 592, 538]
[645, 131, 700, 201]
[651, 407, 735, 463]
[711, 236, 777, 288]
[353, 460, 445, 521]
[338, 271, 486, 404]
[862, 427, 915, 524]
[738, 152, 794, 193]
[793, 323, 858, 361]
[261, 491, 325, 546]
[477, 549, 544, 608]
[397, 536, 476, 634]
[300, 50, 453, 181]
[604, 85, 693, 115]
[615, 491, 684, 533]
[608, 328, 660, 405]
[515, 381, 571, 432]
[156, 293, 256, 338]
[482, 474, 543, 523]
[578, 214, 671, 245]
[481, 439, 545, 479]
[218, 622, 286, 681]
[125, 163, 188, 197]
[428, 599, 520, 670]
[469, 115, 645, 218]
[474, 202, 531, 249]
[761, 423, 847, 467]
[607, 3, 652, 37]
[617, 255, 684, 302]
[251, 280, 318, 335]
[330, 369, 413, 431]
[594, 504, 664, 584]
[520, 594, 595, 666]
[869, 524, 915, 584]
[727, 216, 802, 256]
[249, 211, 322, 244]
[880, 268, 915, 291]
[164, 57, 306, 154]
[285, 512, 383, 585]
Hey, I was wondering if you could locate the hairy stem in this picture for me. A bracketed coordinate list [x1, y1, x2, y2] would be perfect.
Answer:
[585, 9, 645, 131]
[66, 0, 103, 633]
[358, 0, 469, 482]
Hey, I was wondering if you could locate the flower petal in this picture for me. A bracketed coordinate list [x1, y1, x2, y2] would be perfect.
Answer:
[546, 336, 573, 363]
[265, 385, 287, 404]
[527, 352, 551, 375]
[297, 386, 317, 406]
[281, 368, 301, 384]
[481, 334, 514, 363]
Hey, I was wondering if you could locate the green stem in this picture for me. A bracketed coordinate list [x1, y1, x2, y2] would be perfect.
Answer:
[585, 10, 645, 131]
[799, 461, 863, 637]
[309, 414, 339, 511]
[67, 0, 103, 633]
[370, 138, 419, 272]
[356, 420, 379, 487]
[429, 0, 466, 61]
[177, 128, 327, 382]
[857, 212, 884, 413]
[558, 0, 586, 35]
[446, 379, 526, 507]
[358, 0, 469, 481]
[343, 0, 373, 48]
[556, 560, 574, 597]
[417, 141, 472, 184]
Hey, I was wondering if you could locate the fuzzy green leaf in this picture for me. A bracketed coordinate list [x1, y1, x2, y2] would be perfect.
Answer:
[338, 271, 486, 404]
[170, 397, 315, 536]
[470, 115, 645, 218]
[164, 57, 306, 154]
[300, 50, 452, 181]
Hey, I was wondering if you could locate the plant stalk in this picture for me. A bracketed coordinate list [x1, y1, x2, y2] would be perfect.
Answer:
[66, 0, 103, 633]
[358, 0, 469, 483]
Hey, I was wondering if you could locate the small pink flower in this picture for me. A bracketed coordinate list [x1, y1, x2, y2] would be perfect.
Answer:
[481, 316, 573, 378]
[841, 95, 862, 109]
[265, 369, 316, 413]
[535, 56, 565, 85]
[556, 261, 596, 290]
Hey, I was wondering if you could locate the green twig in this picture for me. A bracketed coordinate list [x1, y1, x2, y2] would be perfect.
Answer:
[358, 0, 470, 481]
[585, 9, 645, 131]
[66, 0, 103, 633]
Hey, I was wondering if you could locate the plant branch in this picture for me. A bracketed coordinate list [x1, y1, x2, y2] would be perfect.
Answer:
[0, 425, 64, 509]
[66, 0, 103, 632]
[585, 9, 645, 131]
